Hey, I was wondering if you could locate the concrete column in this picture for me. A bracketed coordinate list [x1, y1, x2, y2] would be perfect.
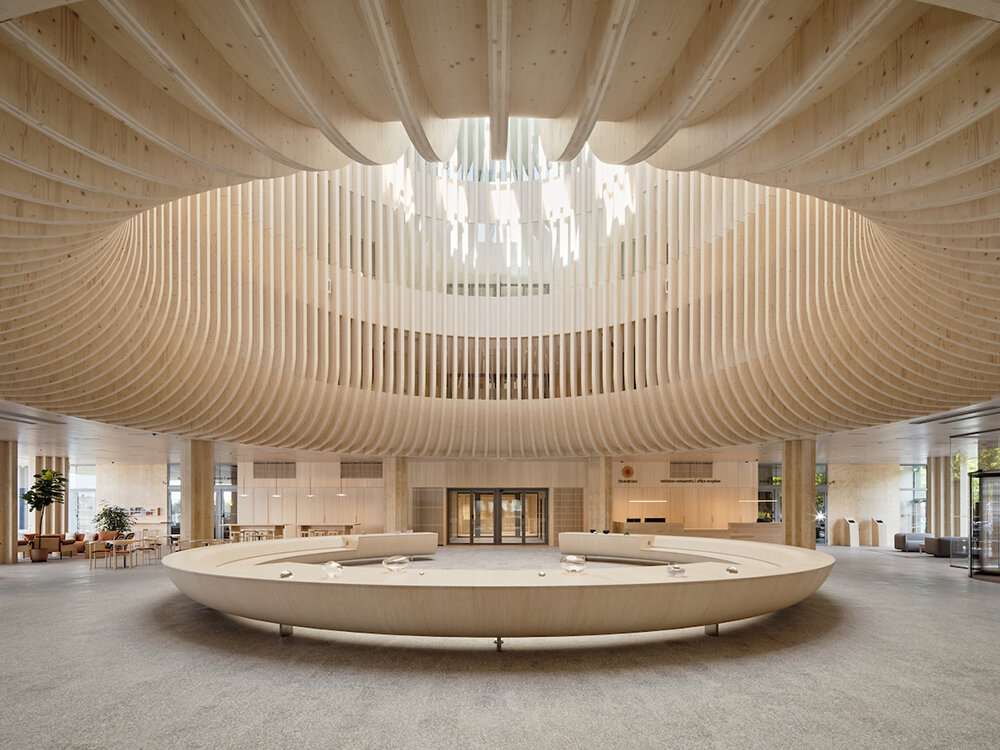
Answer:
[33, 456, 69, 535]
[383, 457, 409, 533]
[783, 439, 816, 549]
[927, 457, 953, 537]
[586, 457, 612, 532]
[0, 442, 17, 564]
[956, 452, 970, 536]
[181, 440, 215, 541]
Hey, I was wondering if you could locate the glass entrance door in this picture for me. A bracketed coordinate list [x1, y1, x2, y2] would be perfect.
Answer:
[499, 491, 522, 543]
[448, 488, 547, 544]
[473, 490, 495, 544]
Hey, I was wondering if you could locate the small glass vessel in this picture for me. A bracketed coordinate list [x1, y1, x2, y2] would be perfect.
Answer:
[560, 554, 587, 573]
[322, 561, 344, 579]
[278, 570, 293, 579]
[382, 555, 411, 573]
[667, 565, 686, 577]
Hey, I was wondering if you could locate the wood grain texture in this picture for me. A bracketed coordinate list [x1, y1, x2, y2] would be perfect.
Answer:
[162, 532, 834, 637]
[0, 1, 998, 459]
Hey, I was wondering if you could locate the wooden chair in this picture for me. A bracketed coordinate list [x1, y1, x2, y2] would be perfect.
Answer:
[133, 541, 155, 566]
[140, 530, 164, 560]
[105, 532, 136, 569]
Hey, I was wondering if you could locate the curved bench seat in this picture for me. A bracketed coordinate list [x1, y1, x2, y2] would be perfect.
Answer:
[163, 532, 833, 640]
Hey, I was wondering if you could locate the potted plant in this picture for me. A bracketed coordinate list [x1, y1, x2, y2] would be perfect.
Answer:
[93, 505, 134, 535]
[21, 469, 68, 562]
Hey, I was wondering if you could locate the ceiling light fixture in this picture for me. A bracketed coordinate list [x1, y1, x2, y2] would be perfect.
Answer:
[271, 462, 281, 499]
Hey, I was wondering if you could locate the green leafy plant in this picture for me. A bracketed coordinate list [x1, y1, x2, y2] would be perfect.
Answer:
[93, 505, 134, 534]
[21, 470, 68, 547]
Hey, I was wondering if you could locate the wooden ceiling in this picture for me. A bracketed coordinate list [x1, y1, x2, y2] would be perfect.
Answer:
[1, 0, 999, 246]
[1, 0, 999, 458]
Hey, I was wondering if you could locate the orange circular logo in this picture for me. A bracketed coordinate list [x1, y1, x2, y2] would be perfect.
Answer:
[621, 465, 634, 478]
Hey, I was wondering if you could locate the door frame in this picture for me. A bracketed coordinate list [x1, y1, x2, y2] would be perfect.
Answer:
[447, 487, 548, 545]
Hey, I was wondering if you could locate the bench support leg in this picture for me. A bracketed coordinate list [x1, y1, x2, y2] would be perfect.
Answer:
[704, 624, 719, 637]
[279, 624, 293, 637]
[494, 636, 503, 652]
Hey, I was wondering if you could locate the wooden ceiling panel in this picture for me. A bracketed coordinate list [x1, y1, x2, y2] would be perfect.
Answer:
[290, 0, 398, 122]
[596, 0, 701, 120]
[177, 0, 315, 127]
[0, 0, 996, 457]
[507, 0, 599, 118]
[400, 0, 488, 118]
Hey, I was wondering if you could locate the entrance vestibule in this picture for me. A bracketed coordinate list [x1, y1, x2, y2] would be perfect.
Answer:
[447, 488, 547, 544]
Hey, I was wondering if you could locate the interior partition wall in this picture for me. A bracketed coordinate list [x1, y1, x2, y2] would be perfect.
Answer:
[951, 429, 1000, 574]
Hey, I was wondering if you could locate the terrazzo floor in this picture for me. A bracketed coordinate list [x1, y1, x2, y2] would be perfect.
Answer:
[1, 544, 997, 749]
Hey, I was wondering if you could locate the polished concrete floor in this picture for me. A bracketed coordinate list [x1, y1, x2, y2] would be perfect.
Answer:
[1, 545, 997, 749]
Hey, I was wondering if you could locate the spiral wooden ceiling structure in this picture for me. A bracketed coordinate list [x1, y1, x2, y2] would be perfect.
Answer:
[1, 0, 999, 457]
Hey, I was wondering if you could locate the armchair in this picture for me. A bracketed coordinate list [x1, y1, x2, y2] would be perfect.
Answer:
[35, 534, 76, 559]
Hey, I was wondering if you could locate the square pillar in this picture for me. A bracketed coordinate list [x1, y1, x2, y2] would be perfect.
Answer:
[783, 439, 817, 549]
[927, 456, 952, 537]
[181, 440, 215, 541]
[383, 457, 408, 533]
[0, 442, 17, 564]
[586, 457, 612, 532]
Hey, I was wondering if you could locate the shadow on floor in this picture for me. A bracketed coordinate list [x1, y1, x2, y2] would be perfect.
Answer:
[144, 587, 846, 673]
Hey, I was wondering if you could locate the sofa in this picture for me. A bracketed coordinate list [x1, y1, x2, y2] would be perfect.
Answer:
[72, 532, 99, 555]
[922, 536, 967, 557]
[32, 534, 77, 559]
[894, 532, 932, 552]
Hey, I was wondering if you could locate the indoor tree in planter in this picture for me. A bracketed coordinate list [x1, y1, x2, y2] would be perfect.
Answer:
[93, 505, 134, 535]
[21, 469, 68, 562]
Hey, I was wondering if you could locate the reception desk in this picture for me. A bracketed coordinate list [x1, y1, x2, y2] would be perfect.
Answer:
[163, 532, 832, 642]
[622, 521, 785, 545]
[298, 523, 357, 536]
[225, 524, 288, 541]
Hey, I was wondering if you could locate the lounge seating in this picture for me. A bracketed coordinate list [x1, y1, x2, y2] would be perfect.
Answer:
[922, 536, 967, 557]
[17, 539, 29, 559]
[72, 532, 98, 555]
[894, 533, 932, 552]
[40, 534, 76, 558]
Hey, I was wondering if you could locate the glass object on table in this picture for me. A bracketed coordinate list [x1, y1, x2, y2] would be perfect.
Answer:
[321, 561, 344, 579]
[382, 555, 410, 573]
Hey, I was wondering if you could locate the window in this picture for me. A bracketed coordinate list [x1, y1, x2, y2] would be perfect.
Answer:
[69, 464, 97, 533]
[900, 464, 927, 533]
[167, 463, 180, 535]
[815, 465, 828, 545]
[757, 463, 781, 522]
[16, 460, 30, 533]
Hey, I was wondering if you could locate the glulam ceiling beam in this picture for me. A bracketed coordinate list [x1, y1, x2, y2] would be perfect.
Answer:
[355, 0, 459, 162]
[486, 0, 511, 160]
[0, 8, 276, 180]
[231, 0, 409, 166]
[537, 0, 638, 162]
[589, 0, 773, 165]
[646, 0, 914, 171]
[711, 7, 999, 181]
[920, 0, 1000, 22]
[89, 0, 352, 173]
